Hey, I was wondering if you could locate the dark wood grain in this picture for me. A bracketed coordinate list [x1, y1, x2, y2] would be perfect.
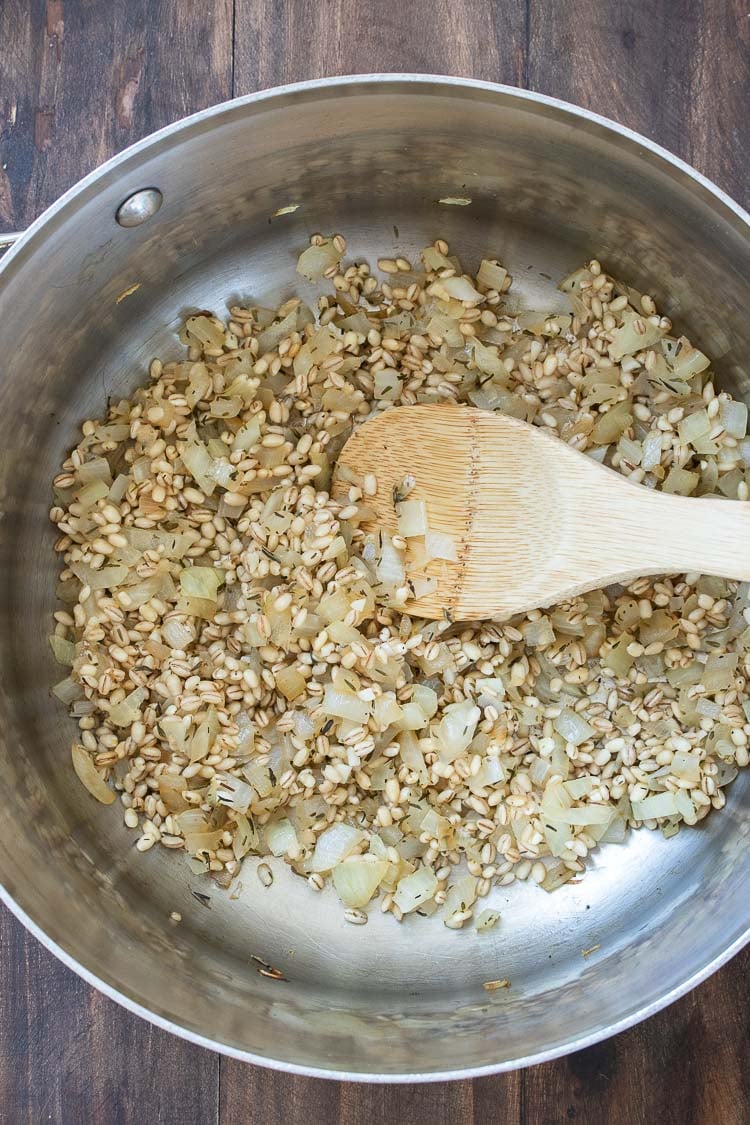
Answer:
[0, 906, 218, 1125]
[0, 0, 233, 229]
[2, 0, 750, 1122]
[232, 0, 527, 93]
[527, 0, 750, 210]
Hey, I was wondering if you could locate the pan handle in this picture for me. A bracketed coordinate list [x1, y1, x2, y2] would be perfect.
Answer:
[0, 232, 23, 253]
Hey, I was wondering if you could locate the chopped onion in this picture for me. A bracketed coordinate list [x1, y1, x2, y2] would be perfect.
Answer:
[186, 314, 225, 348]
[412, 684, 438, 719]
[720, 399, 748, 439]
[471, 338, 504, 379]
[180, 432, 216, 494]
[521, 617, 555, 648]
[424, 531, 457, 563]
[70, 561, 129, 589]
[307, 823, 364, 873]
[397, 499, 428, 538]
[376, 535, 405, 590]
[297, 238, 342, 282]
[322, 683, 371, 723]
[554, 708, 594, 746]
[71, 743, 115, 804]
[393, 866, 438, 913]
[476, 259, 507, 291]
[189, 707, 219, 762]
[179, 566, 222, 601]
[704, 652, 738, 691]
[332, 855, 389, 907]
[275, 665, 306, 701]
[265, 817, 298, 857]
[49, 634, 75, 665]
[162, 618, 195, 650]
[591, 402, 633, 445]
[436, 276, 484, 305]
[158, 775, 190, 812]
[212, 772, 254, 813]
[631, 791, 679, 820]
[641, 430, 663, 470]
[476, 908, 501, 932]
[108, 686, 147, 728]
[662, 466, 699, 495]
[435, 700, 481, 761]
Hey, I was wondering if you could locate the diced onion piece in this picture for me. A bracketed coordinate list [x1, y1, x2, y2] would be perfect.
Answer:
[186, 314, 225, 348]
[437, 276, 484, 305]
[376, 535, 405, 590]
[180, 433, 216, 494]
[257, 308, 298, 356]
[435, 700, 481, 761]
[212, 772, 254, 813]
[662, 466, 699, 495]
[521, 617, 555, 647]
[332, 855, 390, 907]
[232, 811, 259, 860]
[476, 908, 501, 932]
[179, 566, 222, 601]
[720, 399, 748, 439]
[71, 744, 115, 804]
[677, 409, 710, 446]
[393, 866, 438, 913]
[591, 402, 633, 445]
[373, 692, 403, 727]
[704, 652, 738, 691]
[554, 707, 594, 746]
[189, 707, 219, 762]
[471, 338, 504, 379]
[158, 775, 189, 812]
[609, 311, 664, 360]
[374, 369, 403, 399]
[297, 238, 342, 282]
[70, 561, 129, 589]
[395, 702, 427, 731]
[308, 823, 364, 873]
[443, 874, 477, 917]
[76, 457, 112, 485]
[274, 665, 306, 701]
[641, 431, 663, 471]
[477, 259, 507, 291]
[412, 684, 438, 719]
[233, 416, 262, 452]
[671, 751, 701, 784]
[265, 817, 298, 857]
[541, 862, 574, 892]
[162, 618, 196, 650]
[631, 791, 679, 820]
[322, 685, 371, 723]
[108, 686, 147, 728]
[49, 635, 75, 665]
[424, 531, 458, 562]
[75, 479, 109, 511]
[158, 715, 191, 754]
[397, 499, 428, 538]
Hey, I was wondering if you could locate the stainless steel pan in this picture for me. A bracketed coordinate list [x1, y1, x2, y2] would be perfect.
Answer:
[1, 75, 750, 1082]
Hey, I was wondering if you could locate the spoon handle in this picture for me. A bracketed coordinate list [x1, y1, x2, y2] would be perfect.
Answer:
[587, 476, 750, 586]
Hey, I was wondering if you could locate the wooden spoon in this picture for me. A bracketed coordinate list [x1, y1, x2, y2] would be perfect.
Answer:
[333, 403, 750, 621]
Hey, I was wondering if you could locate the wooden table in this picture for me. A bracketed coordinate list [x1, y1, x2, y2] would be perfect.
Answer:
[1, 1, 749, 1121]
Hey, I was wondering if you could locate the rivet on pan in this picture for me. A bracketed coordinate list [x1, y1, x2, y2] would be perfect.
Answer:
[115, 188, 163, 228]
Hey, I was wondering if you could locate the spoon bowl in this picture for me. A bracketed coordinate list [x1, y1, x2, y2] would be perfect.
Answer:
[335, 403, 750, 620]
